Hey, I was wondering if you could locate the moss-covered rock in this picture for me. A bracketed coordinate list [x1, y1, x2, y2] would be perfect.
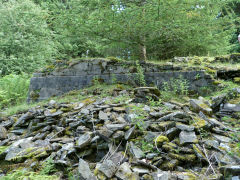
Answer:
[155, 136, 169, 146]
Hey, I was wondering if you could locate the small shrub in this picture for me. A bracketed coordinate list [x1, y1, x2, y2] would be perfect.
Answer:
[161, 76, 189, 101]
[135, 61, 146, 86]
[0, 74, 30, 109]
[40, 158, 57, 175]
[1, 170, 58, 180]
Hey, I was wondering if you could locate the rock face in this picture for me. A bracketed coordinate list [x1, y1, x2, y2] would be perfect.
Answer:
[28, 59, 213, 102]
[78, 159, 96, 180]
[0, 86, 239, 179]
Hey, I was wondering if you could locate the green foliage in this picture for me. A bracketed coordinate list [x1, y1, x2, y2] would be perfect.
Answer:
[40, 158, 57, 175]
[0, 170, 58, 180]
[111, 74, 117, 84]
[79, 0, 236, 59]
[37, 0, 103, 59]
[135, 61, 146, 86]
[0, 0, 56, 75]
[147, 96, 162, 107]
[129, 104, 148, 130]
[105, 94, 131, 105]
[0, 74, 30, 109]
[161, 76, 189, 101]
[136, 139, 154, 152]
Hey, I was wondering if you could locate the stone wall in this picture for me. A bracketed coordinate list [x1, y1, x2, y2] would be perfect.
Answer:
[28, 59, 214, 102]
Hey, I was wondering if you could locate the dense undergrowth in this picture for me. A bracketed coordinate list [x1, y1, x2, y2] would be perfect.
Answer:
[0, 74, 30, 110]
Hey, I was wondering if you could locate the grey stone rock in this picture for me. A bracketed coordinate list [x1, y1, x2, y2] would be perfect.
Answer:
[158, 112, 191, 123]
[213, 134, 231, 143]
[232, 176, 240, 180]
[150, 111, 170, 118]
[76, 133, 92, 149]
[45, 110, 63, 117]
[166, 127, 180, 141]
[204, 140, 219, 150]
[151, 170, 170, 180]
[0, 119, 14, 128]
[144, 131, 159, 142]
[207, 118, 227, 129]
[0, 126, 7, 140]
[215, 152, 237, 165]
[5, 147, 22, 161]
[96, 128, 113, 141]
[220, 143, 231, 152]
[115, 162, 133, 179]
[222, 103, 240, 112]
[190, 98, 212, 115]
[158, 121, 176, 131]
[99, 111, 108, 120]
[176, 123, 194, 132]
[211, 94, 227, 111]
[132, 166, 150, 174]
[112, 131, 124, 139]
[80, 108, 90, 115]
[15, 112, 33, 126]
[130, 142, 145, 159]
[179, 131, 198, 145]
[106, 124, 126, 131]
[11, 129, 26, 135]
[220, 165, 240, 176]
[48, 100, 57, 106]
[146, 153, 158, 159]
[78, 158, 96, 180]
[98, 160, 117, 178]
[109, 152, 127, 165]
[143, 105, 151, 112]
[124, 126, 135, 140]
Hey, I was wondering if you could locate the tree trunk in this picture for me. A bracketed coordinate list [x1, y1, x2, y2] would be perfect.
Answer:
[140, 0, 147, 62]
[139, 43, 147, 62]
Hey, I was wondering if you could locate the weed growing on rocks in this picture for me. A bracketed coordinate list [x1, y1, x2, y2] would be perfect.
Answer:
[161, 76, 189, 101]
[135, 60, 146, 86]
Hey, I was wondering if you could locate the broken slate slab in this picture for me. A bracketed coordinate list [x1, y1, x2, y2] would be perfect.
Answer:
[78, 158, 96, 180]
[176, 123, 194, 132]
[179, 131, 198, 145]
[130, 142, 145, 159]
[190, 98, 212, 115]
[98, 160, 117, 178]
[44, 110, 63, 117]
[213, 134, 231, 143]
[14, 112, 34, 126]
[99, 111, 108, 120]
[115, 162, 135, 180]
[106, 124, 126, 131]
[76, 133, 92, 149]
[166, 127, 180, 141]
[158, 112, 191, 123]
[0, 126, 7, 140]
[124, 126, 135, 140]
[220, 165, 240, 176]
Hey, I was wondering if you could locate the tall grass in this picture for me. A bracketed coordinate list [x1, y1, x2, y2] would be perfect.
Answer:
[0, 74, 30, 109]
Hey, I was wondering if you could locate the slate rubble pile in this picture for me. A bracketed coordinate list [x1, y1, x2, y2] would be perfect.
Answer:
[0, 87, 239, 180]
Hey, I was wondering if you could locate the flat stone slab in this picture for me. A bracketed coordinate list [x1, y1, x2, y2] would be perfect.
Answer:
[179, 131, 198, 145]
[213, 134, 231, 143]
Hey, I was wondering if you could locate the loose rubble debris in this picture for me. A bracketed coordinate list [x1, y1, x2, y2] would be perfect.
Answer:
[0, 87, 239, 179]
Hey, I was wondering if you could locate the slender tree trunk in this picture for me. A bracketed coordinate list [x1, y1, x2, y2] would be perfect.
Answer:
[140, 0, 147, 62]
[139, 43, 147, 62]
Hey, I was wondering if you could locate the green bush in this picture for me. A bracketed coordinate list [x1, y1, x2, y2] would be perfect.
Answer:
[0, 74, 30, 109]
[0, 169, 58, 180]
[0, 0, 56, 75]
[161, 76, 189, 101]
